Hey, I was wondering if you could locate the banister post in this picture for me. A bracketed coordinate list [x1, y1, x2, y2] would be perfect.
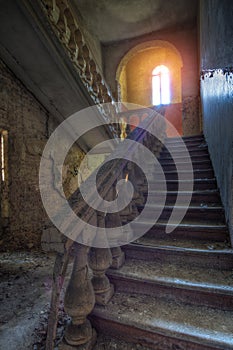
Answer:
[63, 243, 96, 349]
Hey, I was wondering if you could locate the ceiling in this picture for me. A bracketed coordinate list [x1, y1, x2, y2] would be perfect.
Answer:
[72, 0, 198, 43]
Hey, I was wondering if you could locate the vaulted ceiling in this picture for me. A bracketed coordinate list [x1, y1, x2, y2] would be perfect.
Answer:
[72, 0, 198, 43]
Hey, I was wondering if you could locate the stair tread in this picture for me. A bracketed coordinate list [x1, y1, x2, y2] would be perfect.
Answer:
[163, 143, 207, 149]
[154, 168, 213, 174]
[159, 159, 211, 165]
[92, 292, 233, 349]
[94, 335, 152, 350]
[134, 236, 232, 251]
[135, 220, 227, 229]
[108, 259, 233, 294]
[146, 204, 223, 210]
[151, 178, 216, 183]
[159, 154, 210, 159]
[148, 189, 218, 194]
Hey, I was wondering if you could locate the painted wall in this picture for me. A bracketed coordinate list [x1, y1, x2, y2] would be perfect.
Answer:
[200, 0, 233, 243]
[103, 25, 200, 135]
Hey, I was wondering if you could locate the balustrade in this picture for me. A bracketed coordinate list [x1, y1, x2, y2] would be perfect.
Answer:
[46, 109, 166, 349]
[40, 0, 114, 106]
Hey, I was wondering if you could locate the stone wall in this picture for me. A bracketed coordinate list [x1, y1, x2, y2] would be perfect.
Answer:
[200, 0, 233, 244]
[0, 59, 86, 250]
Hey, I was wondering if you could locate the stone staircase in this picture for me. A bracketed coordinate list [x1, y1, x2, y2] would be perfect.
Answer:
[90, 134, 233, 350]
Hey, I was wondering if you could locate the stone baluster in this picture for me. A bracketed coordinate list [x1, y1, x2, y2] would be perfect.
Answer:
[73, 28, 83, 58]
[46, 0, 60, 24]
[89, 59, 99, 97]
[126, 160, 145, 206]
[63, 243, 96, 348]
[88, 212, 114, 305]
[64, 8, 77, 49]
[54, 0, 66, 30]
[104, 173, 125, 269]
[82, 45, 93, 85]
[111, 246, 125, 269]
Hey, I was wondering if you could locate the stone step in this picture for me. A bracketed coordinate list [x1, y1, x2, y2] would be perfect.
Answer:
[166, 134, 204, 143]
[160, 148, 209, 158]
[162, 144, 208, 152]
[146, 190, 221, 205]
[123, 240, 233, 270]
[91, 292, 233, 350]
[107, 259, 233, 310]
[153, 168, 215, 180]
[138, 204, 225, 223]
[147, 178, 217, 191]
[159, 159, 212, 171]
[159, 154, 211, 163]
[131, 221, 229, 241]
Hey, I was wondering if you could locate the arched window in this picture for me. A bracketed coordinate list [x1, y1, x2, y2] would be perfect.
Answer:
[152, 65, 171, 105]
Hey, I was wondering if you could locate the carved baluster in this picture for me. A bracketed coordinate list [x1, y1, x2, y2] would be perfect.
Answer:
[82, 45, 93, 85]
[126, 161, 145, 206]
[54, 0, 66, 30]
[104, 176, 125, 269]
[73, 29, 83, 62]
[88, 212, 114, 305]
[111, 246, 125, 269]
[90, 60, 99, 97]
[63, 243, 96, 348]
[64, 8, 77, 48]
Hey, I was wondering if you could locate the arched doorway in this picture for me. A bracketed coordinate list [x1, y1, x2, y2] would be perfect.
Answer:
[116, 40, 183, 135]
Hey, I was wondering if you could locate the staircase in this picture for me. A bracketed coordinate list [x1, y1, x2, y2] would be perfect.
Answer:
[90, 134, 233, 350]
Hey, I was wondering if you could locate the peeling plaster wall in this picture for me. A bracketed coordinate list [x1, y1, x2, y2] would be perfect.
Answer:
[0, 59, 86, 250]
[200, 0, 233, 243]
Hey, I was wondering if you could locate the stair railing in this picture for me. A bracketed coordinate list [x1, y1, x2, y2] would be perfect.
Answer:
[59, 109, 166, 348]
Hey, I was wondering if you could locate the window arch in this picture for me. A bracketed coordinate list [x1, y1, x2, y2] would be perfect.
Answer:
[152, 65, 170, 106]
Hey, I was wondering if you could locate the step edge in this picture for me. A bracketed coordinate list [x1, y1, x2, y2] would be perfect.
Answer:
[91, 308, 233, 349]
[127, 243, 233, 255]
[107, 270, 233, 296]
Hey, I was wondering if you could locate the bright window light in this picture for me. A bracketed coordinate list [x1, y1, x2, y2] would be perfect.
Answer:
[152, 65, 171, 106]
